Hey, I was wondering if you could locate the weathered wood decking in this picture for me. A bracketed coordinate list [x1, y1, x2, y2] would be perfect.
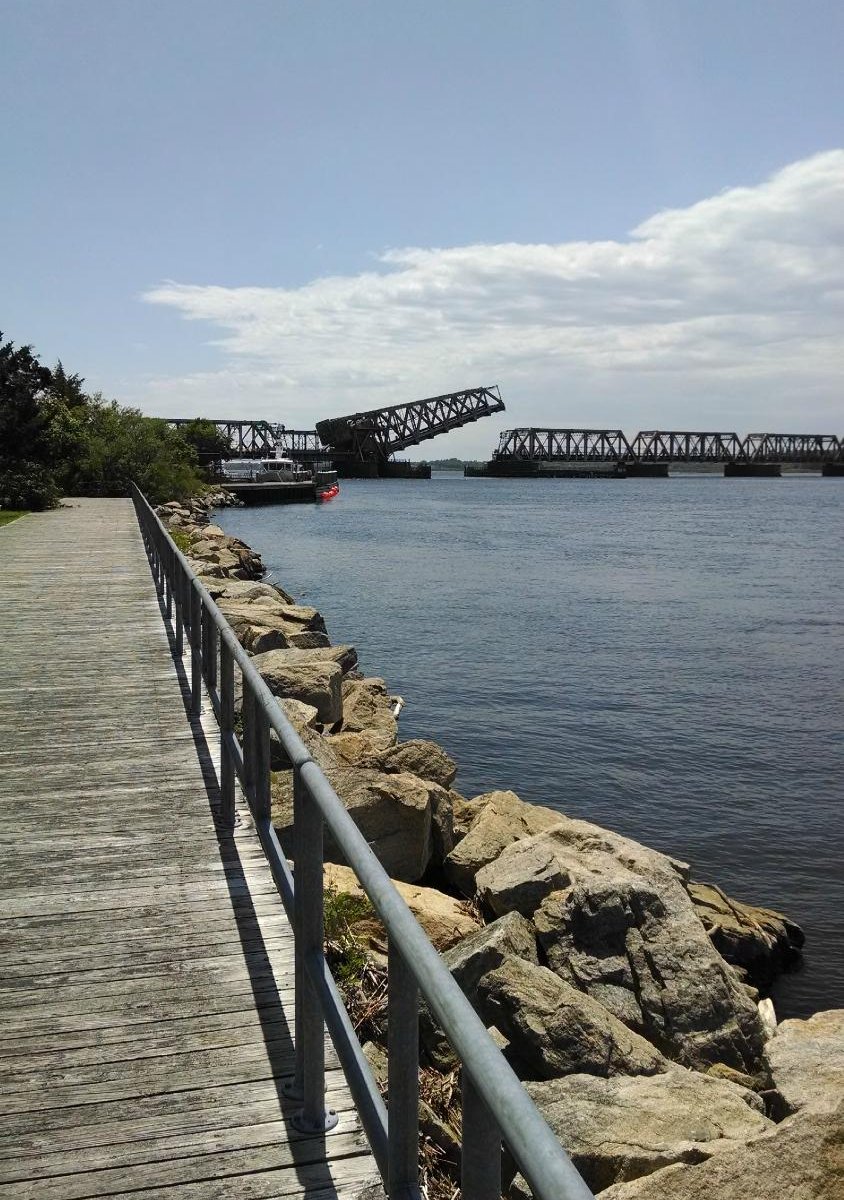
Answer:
[0, 499, 383, 1199]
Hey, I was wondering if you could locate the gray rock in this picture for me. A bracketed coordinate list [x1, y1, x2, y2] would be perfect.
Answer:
[341, 677, 398, 752]
[687, 880, 804, 987]
[765, 1009, 844, 1116]
[269, 699, 320, 769]
[444, 791, 563, 897]
[595, 1108, 843, 1200]
[273, 763, 432, 882]
[381, 739, 457, 788]
[419, 912, 538, 1072]
[512, 1070, 770, 1195]
[426, 784, 463, 864]
[478, 956, 667, 1080]
[476, 819, 766, 1074]
[256, 656, 343, 724]
[324, 730, 387, 769]
[443, 911, 538, 1004]
[324, 863, 480, 952]
[253, 644, 357, 677]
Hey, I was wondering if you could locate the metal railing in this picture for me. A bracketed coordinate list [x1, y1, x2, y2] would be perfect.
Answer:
[131, 483, 593, 1200]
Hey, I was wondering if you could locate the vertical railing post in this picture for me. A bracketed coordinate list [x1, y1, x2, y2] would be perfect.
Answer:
[289, 765, 338, 1134]
[164, 540, 173, 620]
[252, 703, 271, 821]
[190, 585, 202, 717]
[205, 611, 218, 692]
[242, 686, 256, 800]
[462, 1070, 502, 1200]
[387, 939, 419, 1199]
[219, 639, 236, 829]
[201, 607, 211, 683]
[174, 547, 184, 658]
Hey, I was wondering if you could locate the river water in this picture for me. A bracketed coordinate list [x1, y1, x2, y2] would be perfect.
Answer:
[217, 474, 844, 1018]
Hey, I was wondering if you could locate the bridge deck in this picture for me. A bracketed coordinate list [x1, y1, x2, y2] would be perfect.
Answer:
[0, 500, 382, 1200]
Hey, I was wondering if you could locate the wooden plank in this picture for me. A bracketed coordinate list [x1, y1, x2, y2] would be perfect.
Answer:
[0, 1118, 372, 1199]
[0, 500, 382, 1199]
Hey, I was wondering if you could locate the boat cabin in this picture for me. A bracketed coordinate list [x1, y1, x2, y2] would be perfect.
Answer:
[218, 456, 312, 483]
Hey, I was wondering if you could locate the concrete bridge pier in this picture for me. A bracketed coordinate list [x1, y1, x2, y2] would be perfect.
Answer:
[625, 462, 670, 478]
[724, 462, 782, 477]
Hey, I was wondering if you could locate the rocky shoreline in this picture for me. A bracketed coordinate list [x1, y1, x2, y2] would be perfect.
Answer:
[157, 491, 842, 1200]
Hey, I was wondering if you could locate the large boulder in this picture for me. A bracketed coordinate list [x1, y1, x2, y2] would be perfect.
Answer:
[595, 1108, 843, 1200]
[218, 600, 330, 654]
[419, 911, 540, 1072]
[426, 785, 469, 866]
[381, 739, 457, 788]
[269, 699, 320, 769]
[687, 880, 804, 987]
[253, 644, 358, 677]
[205, 579, 296, 605]
[477, 956, 667, 1080]
[273, 765, 433, 882]
[256, 656, 343, 724]
[340, 678, 398, 752]
[442, 911, 538, 1005]
[323, 863, 480, 953]
[511, 1070, 770, 1195]
[475, 819, 766, 1074]
[444, 791, 563, 897]
[324, 730, 386, 769]
[765, 1009, 844, 1117]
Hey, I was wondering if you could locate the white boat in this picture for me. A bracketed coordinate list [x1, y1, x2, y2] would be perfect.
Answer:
[218, 456, 313, 483]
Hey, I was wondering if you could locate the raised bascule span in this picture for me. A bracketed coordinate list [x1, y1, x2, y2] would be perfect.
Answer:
[316, 385, 505, 465]
[470, 427, 844, 478]
[169, 385, 506, 477]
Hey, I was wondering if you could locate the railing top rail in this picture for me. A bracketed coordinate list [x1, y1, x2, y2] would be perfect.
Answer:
[131, 483, 593, 1200]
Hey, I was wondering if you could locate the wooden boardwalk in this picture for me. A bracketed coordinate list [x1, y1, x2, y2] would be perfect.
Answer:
[0, 500, 383, 1200]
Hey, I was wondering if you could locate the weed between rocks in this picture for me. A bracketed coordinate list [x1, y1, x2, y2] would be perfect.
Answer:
[324, 886, 465, 1200]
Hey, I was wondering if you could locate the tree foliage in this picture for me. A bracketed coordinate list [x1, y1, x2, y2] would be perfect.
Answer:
[176, 418, 232, 462]
[69, 398, 203, 503]
[0, 332, 206, 508]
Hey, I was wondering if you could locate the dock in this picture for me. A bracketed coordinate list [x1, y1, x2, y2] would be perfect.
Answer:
[0, 499, 382, 1199]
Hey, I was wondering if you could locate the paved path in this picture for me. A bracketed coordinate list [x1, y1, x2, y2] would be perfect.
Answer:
[0, 499, 382, 1199]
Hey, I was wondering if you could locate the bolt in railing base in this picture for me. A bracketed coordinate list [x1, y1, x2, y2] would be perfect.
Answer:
[290, 1108, 339, 1135]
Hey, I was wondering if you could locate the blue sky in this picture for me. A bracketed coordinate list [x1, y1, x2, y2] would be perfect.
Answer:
[2, 1, 842, 455]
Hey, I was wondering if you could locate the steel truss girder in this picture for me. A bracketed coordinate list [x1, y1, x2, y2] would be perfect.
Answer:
[316, 386, 505, 460]
[167, 419, 281, 457]
[742, 433, 842, 463]
[494, 428, 631, 461]
[492, 427, 843, 465]
[629, 431, 745, 462]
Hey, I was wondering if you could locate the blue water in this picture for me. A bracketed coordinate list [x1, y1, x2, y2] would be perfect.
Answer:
[217, 475, 844, 1017]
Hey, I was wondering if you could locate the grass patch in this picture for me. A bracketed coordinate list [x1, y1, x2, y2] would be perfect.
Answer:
[169, 528, 194, 554]
[324, 887, 378, 990]
[0, 511, 27, 526]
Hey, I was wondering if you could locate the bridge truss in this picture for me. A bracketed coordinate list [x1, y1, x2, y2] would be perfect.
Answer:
[316, 385, 505, 462]
[493, 427, 843, 466]
[167, 386, 505, 469]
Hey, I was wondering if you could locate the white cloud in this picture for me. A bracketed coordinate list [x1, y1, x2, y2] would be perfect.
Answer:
[141, 151, 844, 452]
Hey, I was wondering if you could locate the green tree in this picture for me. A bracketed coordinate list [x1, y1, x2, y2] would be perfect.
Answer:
[0, 333, 79, 509]
[72, 398, 204, 503]
[175, 418, 232, 464]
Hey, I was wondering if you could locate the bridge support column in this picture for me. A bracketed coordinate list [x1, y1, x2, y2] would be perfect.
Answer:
[625, 462, 669, 477]
[822, 462, 844, 476]
[724, 462, 781, 477]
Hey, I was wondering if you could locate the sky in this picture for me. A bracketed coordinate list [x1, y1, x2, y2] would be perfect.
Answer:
[2, 0, 843, 458]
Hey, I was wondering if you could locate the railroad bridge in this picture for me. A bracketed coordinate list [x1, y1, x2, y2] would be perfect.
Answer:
[170, 385, 506, 478]
[473, 428, 844, 477]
